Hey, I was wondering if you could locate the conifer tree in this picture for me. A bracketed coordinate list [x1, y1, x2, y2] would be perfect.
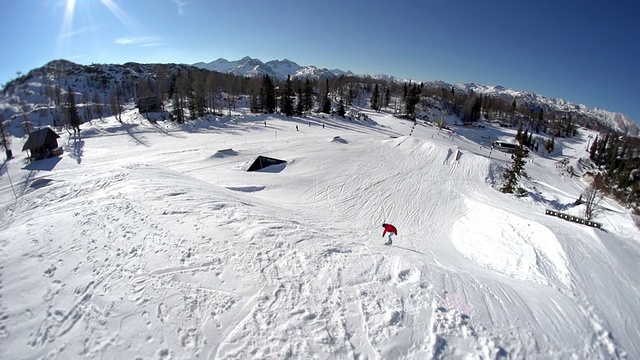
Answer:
[544, 137, 555, 153]
[516, 122, 523, 142]
[565, 114, 575, 137]
[370, 83, 380, 112]
[589, 136, 599, 160]
[535, 109, 544, 133]
[321, 78, 331, 114]
[597, 134, 610, 165]
[263, 75, 276, 114]
[257, 88, 265, 113]
[383, 87, 391, 109]
[404, 83, 420, 116]
[521, 128, 529, 146]
[403, 83, 408, 104]
[501, 144, 528, 194]
[606, 142, 620, 178]
[586, 132, 640, 207]
[280, 75, 294, 116]
[628, 181, 640, 207]
[295, 85, 303, 115]
[250, 92, 260, 113]
[302, 78, 314, 112]
[337, 100, 346, 117]
[461, 94, 480, 123]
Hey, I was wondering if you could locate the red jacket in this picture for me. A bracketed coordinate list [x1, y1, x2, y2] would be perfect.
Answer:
[382, 223, 397, 237]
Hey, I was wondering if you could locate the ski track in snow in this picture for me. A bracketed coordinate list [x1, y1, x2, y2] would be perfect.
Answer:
[0, 112, 638, 359]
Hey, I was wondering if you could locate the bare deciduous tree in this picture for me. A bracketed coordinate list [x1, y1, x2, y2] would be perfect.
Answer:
[583, 176, 605, 220]
[156, 67, 169, 115]
[0, 114, 10, 152]
[21, 105, 33, 135]
[93, 92, 103, 119]
[109, 87, 123, 123]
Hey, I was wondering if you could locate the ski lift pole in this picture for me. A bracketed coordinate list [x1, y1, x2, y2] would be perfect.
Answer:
[4, 163, 17, 199]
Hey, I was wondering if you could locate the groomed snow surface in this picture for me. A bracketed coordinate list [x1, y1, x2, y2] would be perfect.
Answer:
[0, 109, 639, 359]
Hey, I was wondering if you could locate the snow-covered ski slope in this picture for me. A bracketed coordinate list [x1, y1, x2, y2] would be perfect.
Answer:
[0, 109, 638, 359]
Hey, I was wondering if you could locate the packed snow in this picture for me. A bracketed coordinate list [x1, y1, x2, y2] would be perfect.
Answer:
[0, 108, 639, 359]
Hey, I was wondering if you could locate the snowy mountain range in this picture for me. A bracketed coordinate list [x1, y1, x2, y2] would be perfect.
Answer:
[192, 56, 355, 81]
[193, 57, 639, 136]
[0, 58, 638, 137]
[455, 82, 640, 137]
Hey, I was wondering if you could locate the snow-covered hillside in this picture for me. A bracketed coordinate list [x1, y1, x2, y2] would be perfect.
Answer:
[456, 82, 640, 137]
[2, 59, 637, 140]
[0, 107, 638, 359]
[191, 57, 639, 136]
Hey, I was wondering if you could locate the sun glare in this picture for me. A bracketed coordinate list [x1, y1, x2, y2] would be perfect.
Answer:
[100, 0, 140, 32]
[56, 0, 144, 57]
[61, 0, 77, 35]
[56, 0, 77, 55]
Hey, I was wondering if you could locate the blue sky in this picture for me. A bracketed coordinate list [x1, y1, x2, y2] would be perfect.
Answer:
[1, 0, 639, 122]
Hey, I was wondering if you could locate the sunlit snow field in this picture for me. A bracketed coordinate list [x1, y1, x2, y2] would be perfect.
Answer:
[1, 108, 638, 359]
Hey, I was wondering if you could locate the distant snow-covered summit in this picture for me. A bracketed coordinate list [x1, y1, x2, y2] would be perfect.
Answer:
[193, 56, 355, 81]
[452, 82, 639, 137]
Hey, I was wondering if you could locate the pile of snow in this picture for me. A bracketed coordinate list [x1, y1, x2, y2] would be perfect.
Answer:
[451, 199, 571, 286]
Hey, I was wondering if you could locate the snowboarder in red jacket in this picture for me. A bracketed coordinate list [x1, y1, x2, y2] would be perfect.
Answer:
[382, 223, 397, 245]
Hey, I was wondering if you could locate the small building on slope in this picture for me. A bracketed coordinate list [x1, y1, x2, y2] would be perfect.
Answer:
[22, 127, 62, 160]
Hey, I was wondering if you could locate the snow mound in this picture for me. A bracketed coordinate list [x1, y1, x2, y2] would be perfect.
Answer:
[330, 136, 348, 144]
[211, 148, 238, 158]
[226, 186, 265, 192]
[451, 199, 571, 287]
[430, 302, 508, 359]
